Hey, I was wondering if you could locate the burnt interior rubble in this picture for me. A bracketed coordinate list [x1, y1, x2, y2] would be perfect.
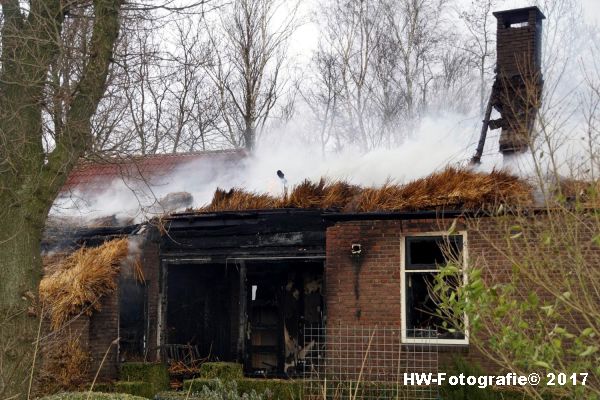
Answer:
[160, 209, 329, 377]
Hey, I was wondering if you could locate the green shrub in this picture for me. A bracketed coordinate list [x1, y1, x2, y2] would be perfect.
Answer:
[439, 357, 532, 400]
[120, 362, 170, 389]
[236, 378, 301, 400]
[158, 380, 263, 400]
[91, 383, 115, 393]
[199, 362, 244, 380]
[308, 380, 406, 400]
[114, 381, 155, 399]
[182, 377, 301, 400]
[155, 392, 195, 400]
[119, 362, 170, 397]
[199, 380, 264, 400]
[39, 392, 148, 400]
[182, 378, 219, 393]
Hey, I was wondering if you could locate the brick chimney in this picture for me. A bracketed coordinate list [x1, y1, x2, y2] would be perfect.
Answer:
[491, 6, 545, 154]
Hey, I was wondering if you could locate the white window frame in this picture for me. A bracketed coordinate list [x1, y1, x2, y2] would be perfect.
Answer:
[400, 231, 469, 345]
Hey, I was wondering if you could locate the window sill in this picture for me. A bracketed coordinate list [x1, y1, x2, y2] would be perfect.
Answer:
[401, 343, 469, 353]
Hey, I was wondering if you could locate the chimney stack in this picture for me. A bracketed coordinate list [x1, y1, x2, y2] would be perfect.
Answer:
[492, 6, 545, 154]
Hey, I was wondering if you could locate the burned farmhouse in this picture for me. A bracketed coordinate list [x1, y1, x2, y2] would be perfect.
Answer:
[39, 6, 584, 393]
[41, 159, 535, 384]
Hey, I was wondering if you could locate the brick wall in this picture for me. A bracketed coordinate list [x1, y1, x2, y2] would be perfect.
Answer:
[495, 8, 542, 78]
[325, 217, 500, 372]
[326, 220, 402, 326]
[326, 218, 457, 326]
[88, 288, 119, 379]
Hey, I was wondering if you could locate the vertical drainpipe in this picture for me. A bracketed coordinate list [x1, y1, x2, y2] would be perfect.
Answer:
[351, 244, 362, 320]
[237, 261, 247, 363]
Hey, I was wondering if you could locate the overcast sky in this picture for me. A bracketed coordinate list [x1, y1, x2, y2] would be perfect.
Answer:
[287, 0, 600, 67]
[571, 0, 599, 21]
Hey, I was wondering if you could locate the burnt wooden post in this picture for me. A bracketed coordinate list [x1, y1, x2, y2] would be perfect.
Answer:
[158, 259, 168, 361]
[237, 261, 247, 361]
[471, 96, 494, 164]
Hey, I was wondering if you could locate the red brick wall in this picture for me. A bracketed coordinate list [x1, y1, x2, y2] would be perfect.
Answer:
[326, 218, 456, 326]
[326, 220, 402, 326]
[325, 217, 494, 371]
[88, 289, 119, 379]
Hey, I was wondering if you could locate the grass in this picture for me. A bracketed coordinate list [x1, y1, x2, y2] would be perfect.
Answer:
[39, 393, 148, 400]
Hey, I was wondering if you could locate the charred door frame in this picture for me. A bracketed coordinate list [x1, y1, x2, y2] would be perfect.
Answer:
[226, 255, 326, 376]
[158, 256, 211, 362]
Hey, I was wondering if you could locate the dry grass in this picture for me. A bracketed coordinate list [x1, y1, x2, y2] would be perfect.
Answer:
[198, 167, 533, 213]
[133, 258, 145, 284]
[39, 335, 90, 394]
[40, 238, 129, 330]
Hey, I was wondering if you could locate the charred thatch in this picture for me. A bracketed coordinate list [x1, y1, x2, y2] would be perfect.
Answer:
[285, 178, 362, 209]
[39, 335, 90, 393]
[198, 167, 533, 213]
[554, 178, 600, 206]
[40, 237, 129, 330]
[203, 187, 280, 211]
[349, 168, 533, 212]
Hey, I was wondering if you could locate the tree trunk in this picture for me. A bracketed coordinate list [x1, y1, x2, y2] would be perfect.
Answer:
[244, 122, 256, 151]
[0, 0, 122, 395]
[0, 207, 44, 399]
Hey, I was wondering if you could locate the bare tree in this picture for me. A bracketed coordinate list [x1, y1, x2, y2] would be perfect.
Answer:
[312, 0, 459, 150]
[459, 0, 500, 116]
[316, 0, 385, 148]
[300, 48, 344, 154]
[205, 0, 299, 150]
[0, 0, 215, 396]
[166, 19, 222, 152]
[382, 0, 450, 126]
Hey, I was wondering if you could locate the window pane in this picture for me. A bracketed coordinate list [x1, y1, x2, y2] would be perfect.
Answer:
[405, 272, 465, 340]
[406, 235, 462, 270]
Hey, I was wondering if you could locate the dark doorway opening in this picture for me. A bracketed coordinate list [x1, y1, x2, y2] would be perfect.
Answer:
[164, 259, 324, 377]
[119, 278, 148, 360]
[166, 264, 233, 361]
[245, 260, 324, 377]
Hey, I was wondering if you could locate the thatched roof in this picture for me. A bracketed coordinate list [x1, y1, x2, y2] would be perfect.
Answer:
[198, 167, 533, 213]
[40, 238, 129, 330]
[554, 177, 600, 205]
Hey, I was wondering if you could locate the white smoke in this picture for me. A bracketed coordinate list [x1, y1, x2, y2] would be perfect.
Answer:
[50, 111, 498, 224]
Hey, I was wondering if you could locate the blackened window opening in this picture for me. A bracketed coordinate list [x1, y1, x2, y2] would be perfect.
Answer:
[164, 260, 324, 377]
[404, 235, 465, 341]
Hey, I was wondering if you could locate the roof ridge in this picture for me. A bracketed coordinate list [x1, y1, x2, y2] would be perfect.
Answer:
[76, 148, 246, 166]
